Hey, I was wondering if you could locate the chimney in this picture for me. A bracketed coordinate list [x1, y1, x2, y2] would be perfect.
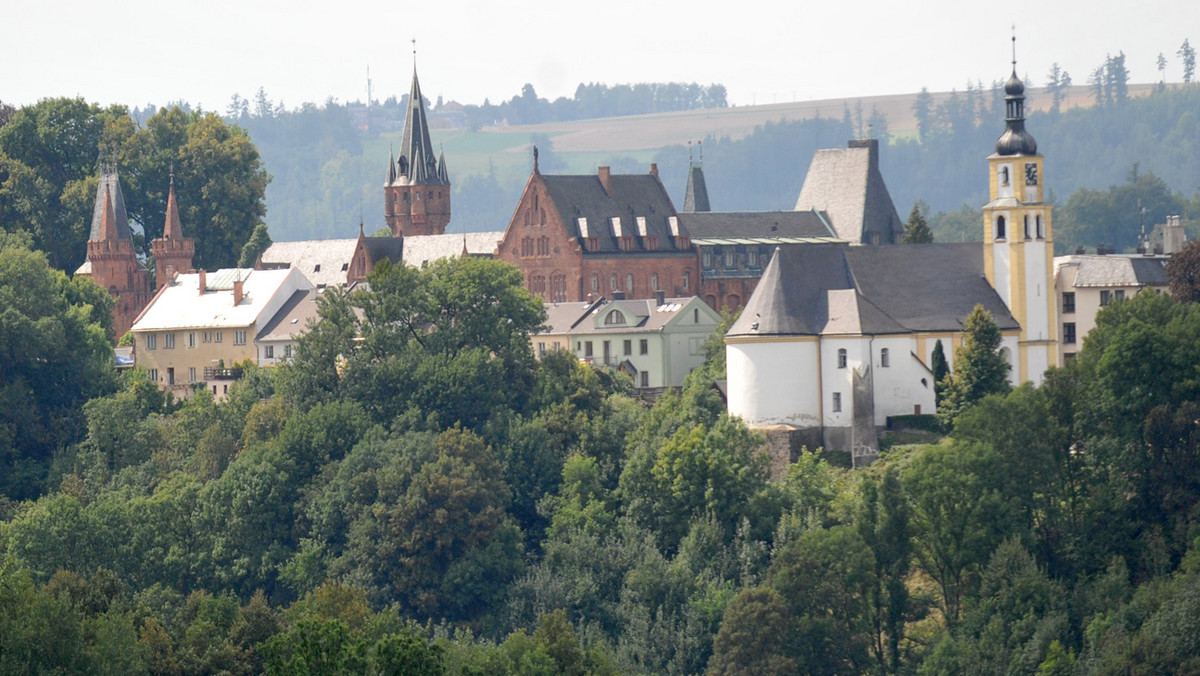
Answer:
[611, 290, 625, 301]
[598, 166, 612, 196]
[649, 163, 658, 178]
[849, 138, 879, 168]
[198, 269, 207, 294]
[655, 290, 665, 307]
[233, 279, 244, 306]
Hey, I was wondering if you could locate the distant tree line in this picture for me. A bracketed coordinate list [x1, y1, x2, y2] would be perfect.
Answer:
[462, 81, 729, 129]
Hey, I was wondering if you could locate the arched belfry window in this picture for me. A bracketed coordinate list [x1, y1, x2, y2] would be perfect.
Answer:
[999, 166, 1009, 186]
[996, 216, 1007, 240]
[1024, 215, 1031, 240]
[837, 348, 847, 369]
[1036, 214, 1045, 239]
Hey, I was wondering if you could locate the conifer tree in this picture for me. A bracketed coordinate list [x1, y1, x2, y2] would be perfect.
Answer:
[903, 202, 933, 244]
[937, 305, 1010, 428]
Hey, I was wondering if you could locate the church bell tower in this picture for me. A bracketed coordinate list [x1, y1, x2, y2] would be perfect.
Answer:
[982, 38, 1057, 383]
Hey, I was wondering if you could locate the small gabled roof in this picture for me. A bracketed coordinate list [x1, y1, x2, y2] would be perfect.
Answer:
[541, 173, 681, 255]
[794, 140, 902, 244]
[677, 210, 836, 239]
[729, 242, 1018, 338]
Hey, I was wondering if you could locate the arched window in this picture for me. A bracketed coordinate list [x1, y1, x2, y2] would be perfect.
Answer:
[625, 274, 634, 292]
[837, 348, 847, 369]
[880, 348, 890, 368]
[996, 216, 1007, 240]
[605, 310, 625, 325]
[1024, 215, 1031, 239]
[610, 273, 618, 291]
[591, 273, 599, 292]
[1036, 214, 1045, 239]
[999, 166, 1010, 186]
[651, 273, 659, 291]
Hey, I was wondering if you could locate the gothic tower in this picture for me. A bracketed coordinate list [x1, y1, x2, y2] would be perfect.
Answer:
[384, 66, 451, 236]
[982, 44, 1057, 383]
[78, 164, 154, 338]
[151, 174, 195, 288]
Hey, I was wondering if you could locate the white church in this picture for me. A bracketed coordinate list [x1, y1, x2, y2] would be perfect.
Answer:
[725, 62, 1057, 463]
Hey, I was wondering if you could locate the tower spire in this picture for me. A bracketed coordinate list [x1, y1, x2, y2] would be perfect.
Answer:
[100, 185, 119, 241]
[163, 170, 184, 240]
[994, 31, 1037, 156]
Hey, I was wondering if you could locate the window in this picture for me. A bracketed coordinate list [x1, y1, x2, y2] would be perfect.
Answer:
[167, 368, 175, 386]
[682, 271, 689, 290]
[265, 345, 274, 359]
[584, 341, 593, 357]
[832, 392, 842, 413]
[202, 331, 211, 343]
[694, 308, 700, 323]
[623, 340, 632, 355]
[164, 333, 175, 349]
[880, 348, 890, 368]
[837, 348, 847, 368]
[1062, 292, 1075, 313]
[640, 339, 648, 355]
[148, 368, 158, 382]
[1100, 290, 1112, 306]
[724, 249, 736, 267]
[1024, 215, 1031, 239]
[1115, 290, 1125, 301]
[189, 367, 196, 382]
[610, 273, 618, 291]
[605, 310, 625, 325]
[538, 342, 546, 356]
[651, 273, 659, 291]
[1036, 214, 1045, 239]
[551, 275, 567, 303]
[1063, 322, 1077, 344]
[284, 344, 293, 358]
[702, 250, 712, 267]
[999, 166, 1010, 186]
[188, 332, 195, 348]
[996, 216, 1007, 240]
[640, 371, 649, 387]
[748, 249, 759, 267]
[625, 273, 634, 292]
[215, 331, 223, 343]
[234, 330, 246, 345]
[591, 273, 599, 292]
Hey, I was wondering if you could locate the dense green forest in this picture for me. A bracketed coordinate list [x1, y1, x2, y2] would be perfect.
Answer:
[4, 220, 1200, 672]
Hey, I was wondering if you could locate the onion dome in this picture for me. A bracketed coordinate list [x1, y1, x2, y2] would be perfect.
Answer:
[995, 68, 1038, 156]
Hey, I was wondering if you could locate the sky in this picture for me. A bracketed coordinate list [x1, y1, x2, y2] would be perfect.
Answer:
[6, 0, 1199, 113]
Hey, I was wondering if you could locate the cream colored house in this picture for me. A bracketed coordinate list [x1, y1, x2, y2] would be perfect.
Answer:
[131, 267, 313, 399]
[537, 294, 721, 388]
[1054, 254, 1170, 362]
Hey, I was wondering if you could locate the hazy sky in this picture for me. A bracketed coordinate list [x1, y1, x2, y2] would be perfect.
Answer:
[7, 0, 1198, 112]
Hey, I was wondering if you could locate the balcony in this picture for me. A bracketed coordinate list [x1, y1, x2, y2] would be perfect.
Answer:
[203, 367, 244, 380]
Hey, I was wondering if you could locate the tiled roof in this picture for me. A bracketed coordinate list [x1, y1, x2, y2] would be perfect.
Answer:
[677, 210, 836, 239]
[729, 243, 1019, 337]
[402, 232, 502, 266]
[89, 167, 132, 242]
[793, 140, 902, 244]
[1068, 255, 1170, 287]
[260, 239, 358, 288]
[132, 268, 311, 331]
[541, 173, 683, 255]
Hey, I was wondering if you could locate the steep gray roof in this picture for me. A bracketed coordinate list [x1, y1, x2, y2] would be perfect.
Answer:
[683, 165, 710, 212]
[677, 210, 835, 239]
[729, 242, 1019, 337]
[256, 289, 320, 342]
[89, 166, 132, 242]
[541, 173, 687, 256]
[793, 140, 902, 244]
[391, 68, 446, 186]
[1070, 255, 1170, 287]
[402, 232, 503, 266]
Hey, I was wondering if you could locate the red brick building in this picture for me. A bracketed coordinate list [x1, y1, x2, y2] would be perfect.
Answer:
[76, 165, 194, 338]
[383, 66, 451, 237]
[496, 157, 698, 303]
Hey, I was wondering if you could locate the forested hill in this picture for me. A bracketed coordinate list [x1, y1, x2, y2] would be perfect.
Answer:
[227, 81, 1200, 255]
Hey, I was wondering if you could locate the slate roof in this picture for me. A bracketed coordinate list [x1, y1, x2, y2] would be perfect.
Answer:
[541, 174, 686, 256]
[683, 165, 710, 212]
[1066, 255, 1170, 288]
[260, 239, 358, 288]
[89, 166, 132, 242]
[402, 232, 502, 266]
[729, 243, 1019, 338]
[793, 140, 903, 244]
[677, 210, 836, 239]
[392, 67, 447, 186]
[256, 289, 321, 342]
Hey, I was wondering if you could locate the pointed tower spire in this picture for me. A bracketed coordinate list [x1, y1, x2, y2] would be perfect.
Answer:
[683, 150, 711, 213]
[163, 170, 184, 240]
[386, 146, 397, 185]
[398, 62, 441, 185]
[995, 31, 1037, 156]
[100, 185, 119, 241]
[383, 48, 452, 237]
[89, 164, 132, 242]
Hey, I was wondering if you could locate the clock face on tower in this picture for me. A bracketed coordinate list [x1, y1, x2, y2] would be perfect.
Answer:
[1025, 162, 1039, 186]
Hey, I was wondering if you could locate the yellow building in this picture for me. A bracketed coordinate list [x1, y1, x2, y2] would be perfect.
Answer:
[131, 267, 313, 399]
